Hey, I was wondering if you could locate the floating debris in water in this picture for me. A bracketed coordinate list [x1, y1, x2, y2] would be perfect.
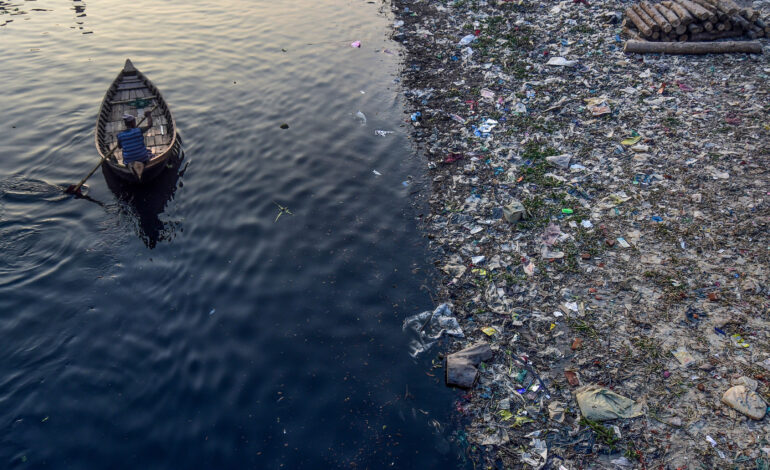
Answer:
[273, 201, 293, 222]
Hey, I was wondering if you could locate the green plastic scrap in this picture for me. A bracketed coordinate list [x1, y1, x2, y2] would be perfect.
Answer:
[129, 98, 152, 108]
[512, 415, 534, 427]
[273, 201, 293, 222]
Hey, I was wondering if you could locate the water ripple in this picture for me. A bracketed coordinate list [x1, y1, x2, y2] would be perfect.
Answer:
[0, 1, 467, 468]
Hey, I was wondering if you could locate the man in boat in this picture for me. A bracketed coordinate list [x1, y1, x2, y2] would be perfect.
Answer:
[117, 110, 154, 180]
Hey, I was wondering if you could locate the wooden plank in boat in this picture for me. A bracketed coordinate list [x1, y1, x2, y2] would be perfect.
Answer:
[109, 95, 157, 105]
[117, 83, 147, 91]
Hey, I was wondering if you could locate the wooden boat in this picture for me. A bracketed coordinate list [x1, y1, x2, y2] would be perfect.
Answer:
[95, 59, 180, 183]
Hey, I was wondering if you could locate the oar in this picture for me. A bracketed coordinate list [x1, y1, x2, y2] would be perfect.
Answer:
[66, 105, 158, 195]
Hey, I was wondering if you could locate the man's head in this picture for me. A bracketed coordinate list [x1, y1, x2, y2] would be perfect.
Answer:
[123, 114, 136, 128]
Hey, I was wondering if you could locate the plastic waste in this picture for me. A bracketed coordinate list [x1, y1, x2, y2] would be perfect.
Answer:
[575, 385, 644, 421]
[721, 384, 767, 420]
[481, 326, 497, 336]
[477, 118, 498, 134]
[446, 342, 493, 389]
[503, 200, 526, 223]
[610, 457, 634, 467]
[458, 34, 476, 46]
[355, 110, 366, 125]
[546, 154, 571, 169]
[403, 304, 463, 358]
[672, 346, 696, 367]
[546, 57, 577, 66]
[521, 438, 548, 469]
[390, 0, 770, 465]
[620, 134, 641, 146]
[548, 401, 566, 423]
[480, 88, 495, 100]
[512, 101, 527, 114]
[705, 435, 726, 459]
[588, 102, 611, 116]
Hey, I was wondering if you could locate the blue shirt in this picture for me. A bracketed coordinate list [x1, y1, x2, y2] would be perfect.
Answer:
[118, 127, 149, 164]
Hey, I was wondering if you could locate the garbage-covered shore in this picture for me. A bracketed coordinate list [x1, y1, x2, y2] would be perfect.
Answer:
[392, 0, 770, 467]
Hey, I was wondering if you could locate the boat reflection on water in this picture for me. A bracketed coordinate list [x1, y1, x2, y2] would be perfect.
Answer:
[102, 144, 187, 249]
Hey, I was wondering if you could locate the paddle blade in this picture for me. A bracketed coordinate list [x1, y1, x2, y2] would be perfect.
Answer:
[64, 184, 85, 196]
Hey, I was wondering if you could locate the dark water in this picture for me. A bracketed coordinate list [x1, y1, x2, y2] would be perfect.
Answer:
[0, 1, 468, 468]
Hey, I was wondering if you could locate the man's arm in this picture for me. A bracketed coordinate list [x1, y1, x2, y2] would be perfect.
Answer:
[140, 110, 154, 133]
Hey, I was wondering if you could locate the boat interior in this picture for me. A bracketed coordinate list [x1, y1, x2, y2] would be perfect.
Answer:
[97, 62, 174, 166]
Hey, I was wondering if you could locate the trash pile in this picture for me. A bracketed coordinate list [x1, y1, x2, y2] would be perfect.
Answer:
[623, 0, 769, 42]
[392, 0, 769, 467]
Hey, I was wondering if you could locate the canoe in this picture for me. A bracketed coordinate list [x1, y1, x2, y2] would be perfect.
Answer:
[94, 58, 180, 183]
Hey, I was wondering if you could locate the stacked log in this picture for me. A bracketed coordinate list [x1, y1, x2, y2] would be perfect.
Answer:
[623, 0, 769, 42]
[625, 39, 762, 53]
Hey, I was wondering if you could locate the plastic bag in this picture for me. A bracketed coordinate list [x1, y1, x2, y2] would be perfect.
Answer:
[403, 304, 464, 358]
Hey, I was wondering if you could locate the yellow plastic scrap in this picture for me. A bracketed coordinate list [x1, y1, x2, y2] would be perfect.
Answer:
[499, 409, 513, 421]
[609, 194, 631, 205]
[471, 268, 488, 276]
[584, 96, 610, 106]
[481, 326, 497, 336]
[621, 135, 642, 146]
[731, 334, 750, 348]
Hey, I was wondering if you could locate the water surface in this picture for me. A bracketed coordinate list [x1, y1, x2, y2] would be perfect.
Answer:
[0, 1, 467, 468]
